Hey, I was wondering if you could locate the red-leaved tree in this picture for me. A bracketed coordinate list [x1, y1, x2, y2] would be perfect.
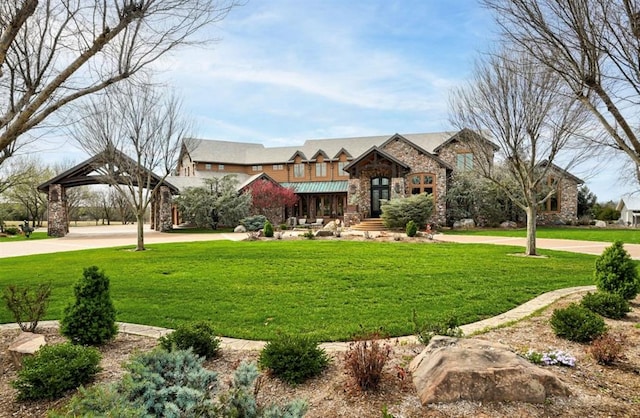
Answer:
[246, 180, 298, 224]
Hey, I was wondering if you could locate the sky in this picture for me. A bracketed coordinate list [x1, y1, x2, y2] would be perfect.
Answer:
[37, 0, 629, 202]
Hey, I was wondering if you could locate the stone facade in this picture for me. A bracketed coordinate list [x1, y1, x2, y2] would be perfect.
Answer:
[152, 186, 174, 232]
[538, 177, 580, 225]
[47, 184, 67, 237]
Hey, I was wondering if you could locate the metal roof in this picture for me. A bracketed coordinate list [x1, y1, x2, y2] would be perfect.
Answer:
[280, 181, 348, 194]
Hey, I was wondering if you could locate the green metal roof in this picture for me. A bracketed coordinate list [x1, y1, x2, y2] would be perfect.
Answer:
[280, 181, 348, 194]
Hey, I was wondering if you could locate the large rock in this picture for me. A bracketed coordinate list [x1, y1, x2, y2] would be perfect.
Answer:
[409, 336, 570, 404]
[595, 220, 607, 228]
[234, 225, 246, 233]
[500, 221, 517, 229]
[315, 229, 334, 237]
[452, 219, 475, 229]
[8, 332, 46, 368]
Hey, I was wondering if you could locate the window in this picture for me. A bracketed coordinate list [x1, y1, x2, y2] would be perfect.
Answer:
[410, 173, 435, 195]
[315, 162, 327, 177]
[252, 165, 262, 171]
[539, 177, 560, 212]
[205, 163, 212, 170]
[218, 164, 224, 171]
[337, 161, 348, 175]
[273, 164, 284, 170]
[456, 153, 473, 171]
[293, 163, 305, 178]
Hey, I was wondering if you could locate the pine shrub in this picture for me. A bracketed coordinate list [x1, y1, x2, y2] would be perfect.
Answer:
[159, 321, 221, 359]
[344, 338, 392, 391]
[51, 384, 145, 418]
[61, 266, 118, 345]
[258, 334, 329, 385]
[405, 220, 418, 237]
[12, 343, 101, 400]
[550, 303, 606, 343]
[594, 240, 640, 300]
[589, 332, 627, 365]
[241, 215, 268, 231]
[2, 282, 52, 332]
[263, 220, 274, 237]
[580, 291, 630, 319]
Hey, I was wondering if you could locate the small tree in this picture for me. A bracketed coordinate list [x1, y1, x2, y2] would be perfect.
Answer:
[594, 241, 640, 300]
[61, 266, 118, 346]
[246, 180, 298, 224]
[381, 193, 434, 229]
[2, 283, 52, 332]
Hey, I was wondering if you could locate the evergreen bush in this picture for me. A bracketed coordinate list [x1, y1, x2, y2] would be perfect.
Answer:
[60, 266, 118, 346]
[594, 241, 640, 300]
[264, 220, 274, 237]
[580, 291, 630, 319]
[2, 282, 52, 332]
[241, 215, 268, 231]
[258, 334, 330, 385]
[4, 226, 19, 235]
[159, 320, 221, 359]
[550, 303, 606, 343]
[405, 220, 418, 237]
[12, 343, 101, 400]
[381, 193, 434, 229]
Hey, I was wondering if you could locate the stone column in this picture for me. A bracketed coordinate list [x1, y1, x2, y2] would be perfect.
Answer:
[47, 184, 67, 237]
[158, 185, 173, 232]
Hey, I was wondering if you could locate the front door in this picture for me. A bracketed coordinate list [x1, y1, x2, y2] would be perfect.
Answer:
[370, 177, 390, 218]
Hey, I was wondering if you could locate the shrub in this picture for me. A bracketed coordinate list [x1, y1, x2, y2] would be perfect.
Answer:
[302, 230, 315, 239]
[412, 310, 464, 345]
[159, 321, 221, 359]
[60, 266, 118, 346]
[51, 384, 146, 418]
[241, 214, 268, 231]
[258, 334, 329, 385]
[263, 220, 274, 237]
[12, 343, 101, 400]
[381, 193, 434, 229]
[405, 220, 417, 237]
[344, 337, 392, 391]
[2, 283, 51, 332]
[580, 291, 630, 319]
[594, 241, 640, 300]
[5, 226, 19, 235]
[589, 332, 627, 365]
[550, 303, 606, 342]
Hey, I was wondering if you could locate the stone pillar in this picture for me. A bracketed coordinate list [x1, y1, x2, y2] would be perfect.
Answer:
[391, 177, 404, 199]
[47, 184, 67, 237]
[158, 185, 173, 232]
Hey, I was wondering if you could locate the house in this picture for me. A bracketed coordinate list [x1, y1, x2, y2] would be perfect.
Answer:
[617, 194, 640, 226]
[172, 129, 582, 226]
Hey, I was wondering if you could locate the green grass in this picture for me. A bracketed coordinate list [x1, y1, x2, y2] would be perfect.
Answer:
[167, 227, 235, 234]
[0, 231, 50, 242]
[0, 241, 599, 341]
[444, 226, 640, 244]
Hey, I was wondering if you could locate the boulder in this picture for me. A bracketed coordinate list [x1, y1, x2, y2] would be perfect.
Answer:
[595, 220, 607, 228]
[315, 229, 334, 237]
[8, 332, 46, 368]
[453, 219, 475, 229]
[234, 225, 247, 233]
[409, 336, 570, 405]
[500, 221, 517, 229]
[323, 221, 337, 231]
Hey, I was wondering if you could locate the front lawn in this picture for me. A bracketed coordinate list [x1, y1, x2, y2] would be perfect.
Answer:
[0, 231, 50, 242]
[0, 240, 598, 341]
[444, 226, 640, 244]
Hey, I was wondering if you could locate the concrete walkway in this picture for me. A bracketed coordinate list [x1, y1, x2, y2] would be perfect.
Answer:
[0, 225, 607, 351]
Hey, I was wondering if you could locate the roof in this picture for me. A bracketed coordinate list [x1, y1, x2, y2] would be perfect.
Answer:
[185, 131, 462, 165]
[280, 181, 349, 194]
[617, 194, 640, 211]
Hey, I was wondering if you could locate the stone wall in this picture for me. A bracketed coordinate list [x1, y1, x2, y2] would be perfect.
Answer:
[47, 184, 68, 237]
[538, 178, 580, 225]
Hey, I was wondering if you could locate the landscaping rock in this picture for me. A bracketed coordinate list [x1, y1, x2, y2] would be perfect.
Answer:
[453, 219, 475, 229]
[315, 229, 334, 237]
[500, 221, 517, 229]
[234, 225, 246, 233]
[409, 336, 570, 405]
[323, 221, 337, 231]
[8, 332, 46, 369]
[595, 220, 607, 228]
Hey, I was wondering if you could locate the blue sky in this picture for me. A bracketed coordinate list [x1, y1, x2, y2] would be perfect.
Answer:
[41, 0, 628, 201]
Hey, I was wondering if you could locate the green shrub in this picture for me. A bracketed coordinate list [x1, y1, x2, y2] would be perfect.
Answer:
[381, 193, 434, 229]
[405, 220, 418, 237]
[302, 230, 315, 239]
[159, 321, 221, 359]
[5, 226, 19, 235]
[263, 220, 274, 237]
[550, 303, 606, 343]
[580, 291, 630, 319]
[594, 241, 640, 300]
[12, 343, 101, 400]
[411, 311, 464, 345]
[241, 215, 268, 231]
[258, 334, 330, 385]
[61, 266, 118, 346]
[50, 384, 146, 418]
[2, 282, 51, 332]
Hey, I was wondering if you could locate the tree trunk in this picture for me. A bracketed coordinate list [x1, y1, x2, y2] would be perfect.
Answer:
[136, 213, 145, 251]
[525, 205, 537, 256]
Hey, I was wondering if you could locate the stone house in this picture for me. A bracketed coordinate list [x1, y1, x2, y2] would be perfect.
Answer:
[172, 129, 582, 226]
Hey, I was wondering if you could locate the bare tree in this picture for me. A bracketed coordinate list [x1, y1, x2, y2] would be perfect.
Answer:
[482, 0, 640, 184]
[6, 156, 52, 227]
[450, 52, 590, 255]
[0, 0, 237, 164]
[109, 188, 134, 224]
[69, 83, 192, 250]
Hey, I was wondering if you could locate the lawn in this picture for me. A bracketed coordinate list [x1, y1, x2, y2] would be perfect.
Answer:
[0, 231, 50, 242]
[0, 240, 599, 341]
[444, 226, 640, 244]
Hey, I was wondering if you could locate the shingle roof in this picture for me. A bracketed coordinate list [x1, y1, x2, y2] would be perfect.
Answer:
[618, 194, 640, 211]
